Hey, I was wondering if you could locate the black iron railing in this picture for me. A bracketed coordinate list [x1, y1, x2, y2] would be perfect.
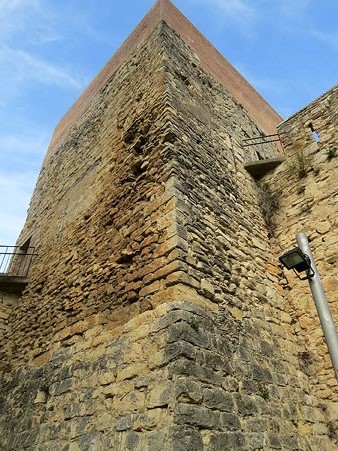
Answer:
[0, 245, 36, 277]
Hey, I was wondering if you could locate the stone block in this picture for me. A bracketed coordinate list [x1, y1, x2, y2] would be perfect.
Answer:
[0, 310, 9, 320]
[175, 403, 223, 430]
[175, 377, 203, 404]
[146, 382, 173, 408]
[167, 321, 212, 349]
[114, 390, 146, 413]
[169, 357, 223, 386]
[167, 426, 203, 451]
[235, 394, 259, 416]
[200, 279, 215, 300]
[116, 363, 149, 382]
[133, 408, 164, 431]
[203, 387, 234, 412]
[115, 415, 133, 432]
[139, 281, 162, 298]
[207, 431, 246, 450]
[125, 431, 141, 450]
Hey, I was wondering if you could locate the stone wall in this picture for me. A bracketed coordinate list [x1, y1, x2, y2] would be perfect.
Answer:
[278, 85, 338, 155]
[0, 292, 18, 344]
[1, 24, 170, 368]
[262, 85, 338, 445]
[158, 25, 335, 450]
[0, 21, 336, 451]
[44, 0, 282, 163]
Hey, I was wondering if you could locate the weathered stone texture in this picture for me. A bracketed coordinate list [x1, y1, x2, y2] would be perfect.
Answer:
[45, 0, 281, 163]
[0, 292, 18, 343]
[279, 85, 338, 155]
[262, 85, 338, 446]
[2, 24, 173, 367]
[0, 304, 171, 450]
[0, 11, 337, 451]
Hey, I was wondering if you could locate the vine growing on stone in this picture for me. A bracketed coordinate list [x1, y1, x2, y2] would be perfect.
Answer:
[257, 181, 281, 237]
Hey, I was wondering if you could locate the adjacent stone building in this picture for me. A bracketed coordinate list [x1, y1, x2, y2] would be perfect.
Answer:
[0, 1, 337, 449]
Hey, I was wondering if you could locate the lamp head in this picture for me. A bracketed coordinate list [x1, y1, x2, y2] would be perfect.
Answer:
[279, 247, 314, 279]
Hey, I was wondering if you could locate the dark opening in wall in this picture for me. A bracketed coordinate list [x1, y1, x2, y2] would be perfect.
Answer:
[308, 122, 320, 142]
[131, 159, 146, 177]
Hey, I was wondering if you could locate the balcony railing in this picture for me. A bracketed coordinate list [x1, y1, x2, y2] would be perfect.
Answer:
[0, 245, 36, 277]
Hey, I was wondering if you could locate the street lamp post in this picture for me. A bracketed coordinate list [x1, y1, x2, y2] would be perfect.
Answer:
[279, 233, 338, 380]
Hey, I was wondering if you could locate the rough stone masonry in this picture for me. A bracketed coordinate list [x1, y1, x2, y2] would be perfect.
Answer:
[0, 1, 337, 450]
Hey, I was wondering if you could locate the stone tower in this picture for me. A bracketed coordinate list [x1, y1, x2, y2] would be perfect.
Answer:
[0, 1, 337, 449]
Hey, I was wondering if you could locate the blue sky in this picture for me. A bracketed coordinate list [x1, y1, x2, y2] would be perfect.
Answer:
[1, 0, 337, 245]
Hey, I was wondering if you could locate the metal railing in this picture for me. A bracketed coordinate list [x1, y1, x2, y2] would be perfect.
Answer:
[0, 245, 36, 277]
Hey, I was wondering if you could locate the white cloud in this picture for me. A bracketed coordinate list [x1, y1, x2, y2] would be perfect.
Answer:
[0, 128, 48, 168]
[0, 0, 41, 40]
[0, 0, 82, 90]
[206, 0, 255, 18]
[187, 0, 256, 31]
[310, 29, 338, 51]
[0, 123, 50, 245]
[277, 0, 311, 17]
[0, 0, 90, 246]
[0, 172, 34, 204]
[0, 44, 85, 90]
[0, 0, 39, 14]
[0, 171, 36, 245]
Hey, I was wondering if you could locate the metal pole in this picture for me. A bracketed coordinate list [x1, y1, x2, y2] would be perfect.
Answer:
[296, 232, 338, 380]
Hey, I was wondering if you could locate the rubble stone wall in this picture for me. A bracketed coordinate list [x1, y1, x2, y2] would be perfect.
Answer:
[0, 22, 336, 451]
[2, 25, 171, 367]
[45, 0, 282, 162]
[0, 292, 18, 343]
[159, 24, 335, 450]
[279, 85, 338, 154]
[263, 85, 338, 445]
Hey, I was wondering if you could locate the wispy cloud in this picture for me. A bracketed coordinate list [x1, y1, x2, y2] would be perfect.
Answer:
[188, 0, 256, 32]
[0, 125, 48, 244]
[0, 0, 41, 40]
[0, 44, 85, 90]
[0, 171, 36, 244]
[206, 0, 255, 18]
[0, 0, 85, 93]
[0, 0, 39, 14]
[0, 128, 48, 163]
[276, 0, 311, 17]
[309, 29, 338, 51]
[0, 172, 34, 205]
[0, 0, 97, 244]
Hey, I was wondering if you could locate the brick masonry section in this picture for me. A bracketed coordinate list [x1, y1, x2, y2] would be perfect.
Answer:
[44, 0, 282, 164]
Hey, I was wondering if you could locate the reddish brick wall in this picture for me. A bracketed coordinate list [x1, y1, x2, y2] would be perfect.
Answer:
[161, 0, 282, 137]
[44, 0, 282, 164]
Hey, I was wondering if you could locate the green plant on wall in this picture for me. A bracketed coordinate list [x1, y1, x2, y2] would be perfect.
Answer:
[188, 318, 200, 332]
[287, 149, 310, 179]
[258, 383, 269, 400]
[257, 182, 281, 237]
[326, 148, 337, 161]
[297, 185, 306, 195]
